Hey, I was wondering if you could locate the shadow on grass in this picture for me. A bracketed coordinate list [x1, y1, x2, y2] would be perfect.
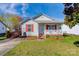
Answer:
[74, 41, 79, 47]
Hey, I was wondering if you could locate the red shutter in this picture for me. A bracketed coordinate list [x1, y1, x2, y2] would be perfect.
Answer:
[26, 24, 28, 32]
[46, 25, 48, 32]
[32, 24, 34, 32]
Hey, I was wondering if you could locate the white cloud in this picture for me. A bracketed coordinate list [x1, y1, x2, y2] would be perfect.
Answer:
[0, 3, 18, 15]
[0, 3, 10, 10]
[0, 3, 28, 16]
[21, 3, 29, 17]
[5, 4, 20, 15]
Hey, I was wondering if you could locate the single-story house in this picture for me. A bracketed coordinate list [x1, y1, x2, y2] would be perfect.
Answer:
[21, 14, 64, 38]
[0, 20, 9, 35]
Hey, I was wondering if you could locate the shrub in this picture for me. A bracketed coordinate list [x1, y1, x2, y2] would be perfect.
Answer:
[73, 41, 79, 47]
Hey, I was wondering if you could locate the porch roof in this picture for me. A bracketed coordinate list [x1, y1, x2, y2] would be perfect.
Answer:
[34, 19, 63, 23]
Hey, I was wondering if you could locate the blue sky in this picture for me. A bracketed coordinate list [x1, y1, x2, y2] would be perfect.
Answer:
[27, 3, 64, 21]
[0, 3, 64, 21]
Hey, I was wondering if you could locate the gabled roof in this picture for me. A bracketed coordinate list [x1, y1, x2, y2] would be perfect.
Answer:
[33, 13, 64, 23]
[21, 13, 64, 25]
[20, 18, 31, 25]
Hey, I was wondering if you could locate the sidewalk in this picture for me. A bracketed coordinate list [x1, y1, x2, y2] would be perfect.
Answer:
[0, 38, 22, 56]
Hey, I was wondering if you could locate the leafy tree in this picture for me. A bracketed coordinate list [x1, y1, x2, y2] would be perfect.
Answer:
[64, 3, 79, 28]
[10, 16, 21, 29]
[0, 14, 22, 32]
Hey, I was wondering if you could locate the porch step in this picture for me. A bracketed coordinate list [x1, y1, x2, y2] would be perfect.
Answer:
[38, 35, 46, 39]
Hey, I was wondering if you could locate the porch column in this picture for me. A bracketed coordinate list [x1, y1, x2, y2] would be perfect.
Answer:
[44, 24, 46, 39]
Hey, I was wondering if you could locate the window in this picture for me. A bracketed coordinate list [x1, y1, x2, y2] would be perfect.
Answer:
[28, 24, 32, 32]
[48, 25, 52, 30]
[47, 25, 57, 30]
[26, 24, 34, 32]
[52, 25, 56, 30]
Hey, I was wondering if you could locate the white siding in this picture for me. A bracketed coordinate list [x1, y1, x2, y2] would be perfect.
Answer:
[21, 20, 38, 36]
[34, 15, 55, 23]
[61, 24, 71, 34]
[0, 22, 7, 34]
[61, 24, 79, 35]
[71, 24, 79, 35]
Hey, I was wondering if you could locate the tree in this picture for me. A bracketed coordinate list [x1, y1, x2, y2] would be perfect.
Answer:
[64, 3, 79, 28]
[7, 15, 22, 31]
[0, 14, 22, 32]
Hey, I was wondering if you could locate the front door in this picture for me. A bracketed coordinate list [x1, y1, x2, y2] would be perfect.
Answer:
[39, 24, 44, 38]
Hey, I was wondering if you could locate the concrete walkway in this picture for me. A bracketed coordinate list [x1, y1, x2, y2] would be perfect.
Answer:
[0, 38, 22, 56]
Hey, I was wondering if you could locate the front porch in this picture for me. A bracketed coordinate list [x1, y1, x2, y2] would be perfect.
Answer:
[38, 23, 63, 39]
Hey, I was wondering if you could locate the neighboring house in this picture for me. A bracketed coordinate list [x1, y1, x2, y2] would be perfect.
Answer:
[21, 14, 64, 38]
[0, 20, 9, 35]
[62, 24, 79, 35]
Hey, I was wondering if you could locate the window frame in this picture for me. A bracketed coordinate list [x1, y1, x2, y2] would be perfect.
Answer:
[28, 24, 32, 32]
[47, 24, 57, 30]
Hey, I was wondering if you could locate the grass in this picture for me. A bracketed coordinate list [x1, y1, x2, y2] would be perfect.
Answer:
[0, 33, 6, 40]
[0, 36, 6, 40]
[4, 35, 79, 56]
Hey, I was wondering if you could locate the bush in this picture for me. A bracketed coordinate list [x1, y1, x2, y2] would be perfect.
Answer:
[74, 41, 79, 47]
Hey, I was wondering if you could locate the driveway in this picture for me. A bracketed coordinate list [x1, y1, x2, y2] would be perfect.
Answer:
[0, 38, 22, 56]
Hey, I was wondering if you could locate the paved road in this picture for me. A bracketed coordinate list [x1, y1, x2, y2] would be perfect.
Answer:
[0, 38, 22, 56]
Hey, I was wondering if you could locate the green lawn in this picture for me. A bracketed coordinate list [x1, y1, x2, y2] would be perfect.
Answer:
[0, 36, 6, 40]
[5, 35, 79, 56]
